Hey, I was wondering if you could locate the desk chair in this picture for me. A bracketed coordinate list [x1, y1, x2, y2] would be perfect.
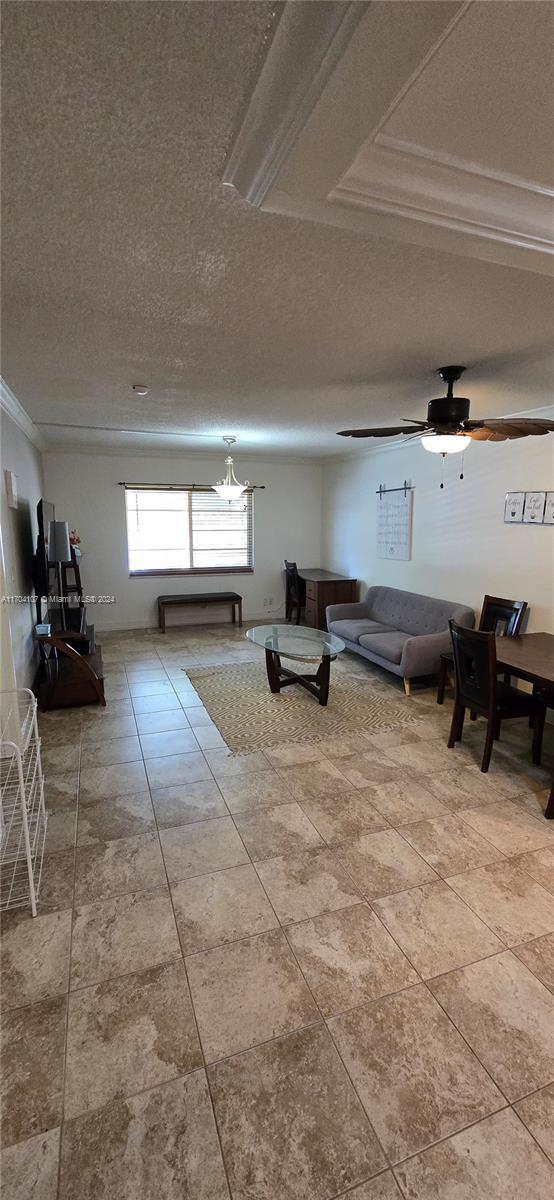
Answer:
[284, 561, 306, 625]
[437, 595, 527, 705]
[447, 621, 546, 773]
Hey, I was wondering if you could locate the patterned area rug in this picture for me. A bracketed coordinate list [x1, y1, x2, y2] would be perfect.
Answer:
[186, 662, 419, 753]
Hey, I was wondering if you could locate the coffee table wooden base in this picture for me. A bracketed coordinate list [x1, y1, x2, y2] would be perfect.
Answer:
[265, 649, 332, 706]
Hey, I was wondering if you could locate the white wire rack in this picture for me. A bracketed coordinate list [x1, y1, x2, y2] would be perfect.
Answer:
[1, 688, 47, 916]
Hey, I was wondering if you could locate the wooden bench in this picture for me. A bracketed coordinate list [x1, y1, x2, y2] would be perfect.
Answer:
[157, 591, 243, 632]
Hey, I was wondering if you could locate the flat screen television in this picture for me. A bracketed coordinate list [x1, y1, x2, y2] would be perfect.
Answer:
[34, 499, 56, 619]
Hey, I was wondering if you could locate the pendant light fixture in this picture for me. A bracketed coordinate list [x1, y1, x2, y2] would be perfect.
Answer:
[212, 437, 250, 502]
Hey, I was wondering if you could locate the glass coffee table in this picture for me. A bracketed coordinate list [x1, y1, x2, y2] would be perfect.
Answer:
[246, 624, 345, 707]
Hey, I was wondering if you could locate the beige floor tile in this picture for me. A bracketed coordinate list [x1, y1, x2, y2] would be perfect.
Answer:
[1, 996, 66, 1147]
[287, 904, 417, 1015]
[374, 880, 503, 978]
[1, 910, 71, 1009]
[513, 788, 552, 820]
[134, 707, 190, 735]
[329, 984, 503, 1162]
[424, 766, 502, 811]
[400, 814, 503, 876]
[160, 816, 249, 882]
[36, 849, 75, 914]
[395, 1108, 554, 1199]
[264, 741, 326, 767]
[151, 778, 227, 827]
[1, 1128, 60, 1200]
[430, 951, 554, 1099]
[186, 928, 319, 1061]
[512, 846, 554, 894]
[192, 723, 227, 749]
[477, 759, 549, 800]
[77, 790, 156, 843]
[337, 829, 438, 900]
[70, 888, 180, 988]
[132, 693, 182, 714]
[144, 751, 211, 790]
[460, 799, 554, 856]
[366, 776, 449, 825]
[80, 735, 142, 768]
[208, 1025, 385, 1199]
[64, 961, 201, 1119]
[74, 832, 166, 904]
[330, 751, 404, 789]
[43, 771, 78, 812]
[45, 809, 77, 853]
[41, 743, 80, 773]
[182, 704, 215, 726]
[129, 679, 174, 698]
[59, 1072, 229, 1200]
[513, 932, 554, 993]
[81, 713, 138, 743]
[217, 768, 293, 814]
[204, 748, 270, 778]
[79, 760, 147, 803]
[234, 802, 325, 860]
[339, 1174, 404, 1200]
[365, 727, 424, 752]
[256, 848, 360, 924]
[383, 741, 452, 775]
[172, 863, 277, 953]
[514, 1084, 554, 1165]
[276, 758, 355, 800]
[139, 728, 199, 758]
[299, 791, 388, 845]
[447, 860, 554, 945]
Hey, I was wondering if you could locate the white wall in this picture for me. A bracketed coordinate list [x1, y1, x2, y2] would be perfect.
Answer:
[0, 411, 45, 688]
[43, 450, 322, 631]
[322, 432, 554, 632]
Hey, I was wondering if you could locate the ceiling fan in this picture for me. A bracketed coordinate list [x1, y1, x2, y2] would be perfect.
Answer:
[337, 366, 554, 455]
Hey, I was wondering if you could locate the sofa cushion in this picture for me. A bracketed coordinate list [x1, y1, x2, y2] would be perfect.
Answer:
[365, 585, 474, 637]
[359, 630, 411, 664]
[328, 618, 395, 644]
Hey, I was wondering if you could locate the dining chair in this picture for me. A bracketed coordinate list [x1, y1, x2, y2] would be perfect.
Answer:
[284, 561, 306, 625]
[437, 595, 527, 704]
[447, 620, 546, 773]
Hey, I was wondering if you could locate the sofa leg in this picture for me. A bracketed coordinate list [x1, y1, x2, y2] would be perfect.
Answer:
[403, 678, 411, 697]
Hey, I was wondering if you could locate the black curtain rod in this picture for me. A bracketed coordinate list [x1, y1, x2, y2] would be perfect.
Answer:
[376, 481, 414, 497]
[117, 482, 265, 491]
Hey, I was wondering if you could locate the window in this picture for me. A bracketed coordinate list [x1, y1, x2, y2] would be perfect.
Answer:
[124, 487, 253, 575]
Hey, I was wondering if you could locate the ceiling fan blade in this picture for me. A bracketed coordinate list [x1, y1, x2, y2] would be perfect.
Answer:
[465, 418, 554, 441]
[337, 426, 422, 438]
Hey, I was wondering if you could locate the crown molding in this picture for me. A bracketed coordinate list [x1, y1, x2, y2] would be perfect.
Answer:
[0, 377, 45, 450]
[330, 134, 554, 258]
[222, 0, 367, 206]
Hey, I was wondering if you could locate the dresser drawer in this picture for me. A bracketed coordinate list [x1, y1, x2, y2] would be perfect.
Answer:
[304, 599, 318, 627]
[305, 580, 317, 601]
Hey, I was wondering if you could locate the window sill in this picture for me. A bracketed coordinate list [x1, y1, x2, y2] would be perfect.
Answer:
[129, 567, 254, 577]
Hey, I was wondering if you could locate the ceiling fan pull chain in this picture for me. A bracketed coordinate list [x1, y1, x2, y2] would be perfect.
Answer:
[459, 449, 465, 481]
[440, 453, 445, 489]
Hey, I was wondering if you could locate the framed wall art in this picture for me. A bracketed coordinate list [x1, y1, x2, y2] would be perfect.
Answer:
[504, 492, 525, 523]
[523, 491, 546, 524]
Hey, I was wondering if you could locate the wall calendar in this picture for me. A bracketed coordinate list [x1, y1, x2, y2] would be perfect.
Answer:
[376, 482, 414, 561]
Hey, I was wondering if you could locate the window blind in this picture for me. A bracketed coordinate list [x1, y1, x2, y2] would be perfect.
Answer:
[124, 486, 253, 574]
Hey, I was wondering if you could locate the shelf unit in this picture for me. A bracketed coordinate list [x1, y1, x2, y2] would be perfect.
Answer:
[1, 688, 47, 916]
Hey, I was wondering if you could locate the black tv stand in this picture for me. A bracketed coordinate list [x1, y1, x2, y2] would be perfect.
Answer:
[34, 611, 105, 710]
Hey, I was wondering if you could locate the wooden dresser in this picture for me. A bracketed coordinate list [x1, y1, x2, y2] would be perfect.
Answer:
[298, 568, 357, 630]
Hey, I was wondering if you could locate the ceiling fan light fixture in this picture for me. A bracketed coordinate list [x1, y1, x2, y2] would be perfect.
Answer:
[421, 433, 471, 455]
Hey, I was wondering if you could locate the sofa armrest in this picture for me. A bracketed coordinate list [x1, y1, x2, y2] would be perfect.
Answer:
[326, 601, 369, 625]
[400, 630, 452, 679]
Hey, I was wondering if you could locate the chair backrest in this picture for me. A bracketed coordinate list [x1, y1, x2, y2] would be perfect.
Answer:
[284, 560, 300, 602]
[479, 595, 527, 637]
[449, 620, 497, 712]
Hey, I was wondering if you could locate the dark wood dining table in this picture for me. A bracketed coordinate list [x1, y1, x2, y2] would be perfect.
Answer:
[495, 632, 554, 819]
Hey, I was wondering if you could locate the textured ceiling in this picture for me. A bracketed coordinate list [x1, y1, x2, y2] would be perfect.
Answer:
[2, 0, 553, 457]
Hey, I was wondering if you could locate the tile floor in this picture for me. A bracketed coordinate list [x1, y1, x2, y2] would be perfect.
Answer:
[2, 623, 554, 1199]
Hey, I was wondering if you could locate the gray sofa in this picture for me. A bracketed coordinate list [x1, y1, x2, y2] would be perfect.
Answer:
[326, 585, 474, 694]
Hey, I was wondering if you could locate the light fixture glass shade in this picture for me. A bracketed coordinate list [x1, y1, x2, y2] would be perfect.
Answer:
[421, 433, 471, 454]
[212, 453, 249, 502]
